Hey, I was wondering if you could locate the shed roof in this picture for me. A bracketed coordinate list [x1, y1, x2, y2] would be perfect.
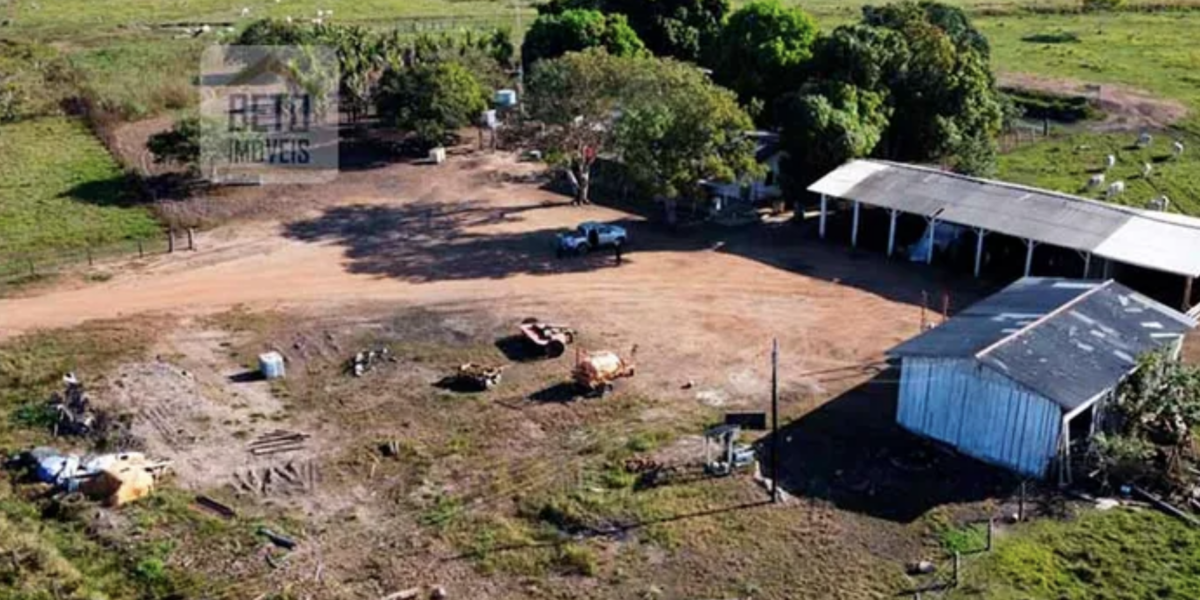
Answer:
[890, 278, 1196, 411]
[808, 160, 1200, 278]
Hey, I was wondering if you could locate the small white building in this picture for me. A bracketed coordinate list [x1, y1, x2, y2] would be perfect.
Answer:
[703, 131, 785, 218]
[888, 277, 1195, 479]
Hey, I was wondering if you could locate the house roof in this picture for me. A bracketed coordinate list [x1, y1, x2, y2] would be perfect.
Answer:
[890, 278, 1196, 411]
[808, 159, 1200, 278]
[747, 131, 781, 163]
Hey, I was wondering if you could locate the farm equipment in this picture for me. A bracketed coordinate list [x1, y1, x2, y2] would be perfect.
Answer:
[443, 363, 504, 392]
[518, 318, 575, 358]
[572, 346, 636, 396]
[704, 424, 755, 477]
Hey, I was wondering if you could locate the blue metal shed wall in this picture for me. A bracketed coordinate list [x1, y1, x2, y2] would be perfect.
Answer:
[897, 357, 1062, 477]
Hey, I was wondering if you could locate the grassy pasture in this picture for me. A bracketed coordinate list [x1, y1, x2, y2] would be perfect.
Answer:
[0, 117, 160, 255]
[950, 508, 1200, 600]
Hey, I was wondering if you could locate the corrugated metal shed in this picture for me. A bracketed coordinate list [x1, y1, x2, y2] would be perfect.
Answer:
[809, 160, 1200, 278]
[891, 277, 1196, 410]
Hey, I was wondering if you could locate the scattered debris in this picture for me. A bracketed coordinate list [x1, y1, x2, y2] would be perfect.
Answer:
[26, 447, 170, 506]
[1096, 498, 1120, 511]
[193, 494, 237, 519]
[1132, 485, 1200, 528]
[431, 586, 448, 599]
[518, 318, 576, 358]
[907, 560, 936, 575]
[348, 346, 396, 377]
[247, 429, 310, 455]
[51, 373, 96, 436]
[681, 379, 694, 390]
[258, 527, 297, 550]
[438, 363, 504, 392]
[232, 459, 318, 496]
[379, 589, 421, 600]
[573, 347, 636, 396]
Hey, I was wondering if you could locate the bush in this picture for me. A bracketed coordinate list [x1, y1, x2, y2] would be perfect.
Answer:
[375, 62, 488, 152]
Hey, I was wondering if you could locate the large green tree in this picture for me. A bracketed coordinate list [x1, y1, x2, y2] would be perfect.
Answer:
[521, 9, 646, 69]
[526, 50, 759, 205]
[777, 82, 890, 198]
[375, 62, 488, 150]
[708, 0, 819, 124]
[616, 59, 761, 203]
[537, 0, 730, 62]
[778, 1, 1003, 187]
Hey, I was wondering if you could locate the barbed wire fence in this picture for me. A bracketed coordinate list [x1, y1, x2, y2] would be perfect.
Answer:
[0, 227, 198, 288]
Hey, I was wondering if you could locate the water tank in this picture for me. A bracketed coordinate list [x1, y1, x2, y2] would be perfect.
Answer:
[495, 89, 517, 108]
[259, 352, 286, 380]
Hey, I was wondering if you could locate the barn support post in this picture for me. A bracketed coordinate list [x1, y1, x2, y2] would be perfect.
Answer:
[1184, 276, 1194, 312]
[887, 209, 899, 257]
[1083, 252, 1092, 278]
[973, 228, 988, 278]
[819, 194, 828, 239]
[851, 200, 861, 248]
[926, 218, 937, 265]
[1024, 239, 1038, 277]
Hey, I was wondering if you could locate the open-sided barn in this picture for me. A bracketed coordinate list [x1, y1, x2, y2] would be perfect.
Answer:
[888, 277, 1195, 479]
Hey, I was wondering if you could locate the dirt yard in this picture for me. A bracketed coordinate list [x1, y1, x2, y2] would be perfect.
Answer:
[1, 148, 1007, 598]
[998, 71, 1188, 132]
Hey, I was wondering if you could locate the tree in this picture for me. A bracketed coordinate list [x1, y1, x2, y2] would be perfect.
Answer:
[785, 2, 1003, 177]
[708, 0, 819, 124]
[615, 59, 761, 203]
[526, 50, 627, 204]
[536, 0, 730, 62]
[147, 117, 263, 181]
[375, 62, 488, 150]
[521, 9, 647, 69]
[776, 82, 890, 198]
[527, 50, 759, 206]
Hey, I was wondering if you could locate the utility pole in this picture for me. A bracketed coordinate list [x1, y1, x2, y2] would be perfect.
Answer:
[771, 338, 780, 503]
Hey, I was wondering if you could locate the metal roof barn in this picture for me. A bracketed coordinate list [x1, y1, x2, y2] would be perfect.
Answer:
[888, 277, 1195, 478]
[807, 160, 1200, 298]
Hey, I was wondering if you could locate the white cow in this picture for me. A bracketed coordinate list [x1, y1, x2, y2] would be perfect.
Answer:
[1105, 154, 1116, 170]
[240, 7, 251, 17]
[1106, 181, 1126, 199]
[1087, 173, 1106, 189]
[1148, 195, 1171, 211]
[1142, 162, 1153, 178]
[1174, 141, 1185, 158]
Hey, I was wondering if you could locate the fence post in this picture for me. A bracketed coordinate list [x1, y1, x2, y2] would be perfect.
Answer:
[168, 228, 175, 253]
[27, 258, 34, 276]
[1019, 481, 1026, 522]
[137, 239, 144, 258]
[187, 228, 195, 251]
[953, 551, 961, 588]
[987, 518, 994, 551]
[86, 246, 93, 267]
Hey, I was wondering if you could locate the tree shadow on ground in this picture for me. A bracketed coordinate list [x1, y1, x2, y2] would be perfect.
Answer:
[758, 368, 1021, 524]
[282, 200, 712, 282]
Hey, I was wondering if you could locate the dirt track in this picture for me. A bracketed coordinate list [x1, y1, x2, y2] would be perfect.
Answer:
[0, 152, 976, 397]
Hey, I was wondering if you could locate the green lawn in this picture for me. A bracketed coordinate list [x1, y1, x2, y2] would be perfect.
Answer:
[952, 508, 1200, 600]
[0, 117, 160, 255]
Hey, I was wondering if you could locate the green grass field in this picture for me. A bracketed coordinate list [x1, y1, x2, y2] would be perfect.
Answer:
[952, 508, 1200, 599]
[0, 117, 160, 255]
